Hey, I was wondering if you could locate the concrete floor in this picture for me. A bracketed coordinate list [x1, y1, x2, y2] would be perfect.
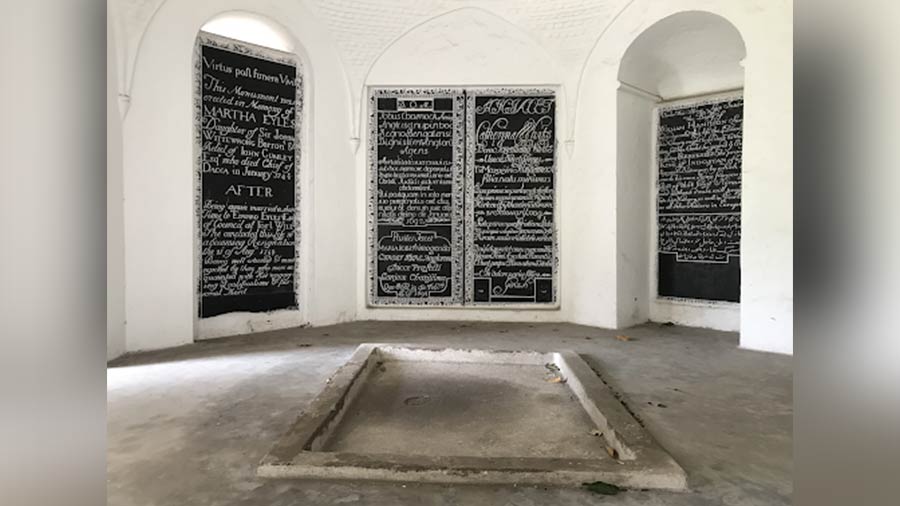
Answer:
[108, 321, 792, 505]
[323, 361, 611, 460]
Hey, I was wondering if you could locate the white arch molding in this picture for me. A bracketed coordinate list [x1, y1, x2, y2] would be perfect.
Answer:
[356, 6, 568, 147]
[571, 1, 752, 144]
[618, 10, 746, 100]
[566, 1, 754, 331]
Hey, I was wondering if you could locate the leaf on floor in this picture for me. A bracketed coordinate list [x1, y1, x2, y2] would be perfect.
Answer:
[615, 334, 631, 342]
[606, 446, 620, 459]
[546, 376, 566, 384]
[582, 481, 622, 495]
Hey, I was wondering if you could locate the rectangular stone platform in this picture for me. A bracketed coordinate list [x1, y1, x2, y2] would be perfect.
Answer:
[258, 344, 687, 489]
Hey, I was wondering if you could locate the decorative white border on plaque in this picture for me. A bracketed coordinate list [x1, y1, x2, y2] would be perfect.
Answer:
[464, 87, 559, 305]
[367, 87, 466, 306]
[193, 32, 304, 318]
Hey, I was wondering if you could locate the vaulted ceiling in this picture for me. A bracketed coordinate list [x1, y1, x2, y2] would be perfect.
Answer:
[109, 0, 635, 97]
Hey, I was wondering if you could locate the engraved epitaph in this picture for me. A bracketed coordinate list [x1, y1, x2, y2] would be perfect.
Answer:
[196, 33, 301, 317]
[368, 89, 465, 305]
[656, 96, 742, 302]
[466, 90, 557, 304]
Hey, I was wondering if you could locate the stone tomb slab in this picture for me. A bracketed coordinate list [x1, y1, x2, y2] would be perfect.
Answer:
[258, 344, 687, 489]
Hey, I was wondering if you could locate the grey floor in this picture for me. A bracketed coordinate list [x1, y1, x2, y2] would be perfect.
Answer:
[107, 321, 792, 505]
[322, 360, 612, 460]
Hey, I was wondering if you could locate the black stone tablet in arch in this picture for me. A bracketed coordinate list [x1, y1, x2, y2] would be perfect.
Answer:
[197, 34, 300, 317]
[656, 96, 743, 303]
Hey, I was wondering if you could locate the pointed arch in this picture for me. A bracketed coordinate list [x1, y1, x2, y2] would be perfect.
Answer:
[356, 6, 566, 139]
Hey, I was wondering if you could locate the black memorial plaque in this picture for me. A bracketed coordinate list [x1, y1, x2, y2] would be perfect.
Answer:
[368, 89, 464, 305]
[466, 90, 557, 304]
[657, 96, 742, 302]
[197, 34, 300, 317]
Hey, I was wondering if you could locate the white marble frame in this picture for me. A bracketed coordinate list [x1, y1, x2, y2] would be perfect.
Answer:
[464, 87, 560, 306]
[367, 87, 466, 306]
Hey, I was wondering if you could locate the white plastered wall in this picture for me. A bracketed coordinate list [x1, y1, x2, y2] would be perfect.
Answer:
[614, 87, 654, 328]
[357, 7, 570, 323]
[108, 13, 126, 360]
[617, 11, 746, 333]
[572, 0, 792, 354]
[111, 0, 792, 355]
[120, 0, 356, 352]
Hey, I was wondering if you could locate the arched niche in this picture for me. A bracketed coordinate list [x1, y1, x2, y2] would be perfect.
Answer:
[192, 12, 311, 340]
[614, 11, 746, 331]
[619, 11, 746, 100]
[122, 0, 356, 353]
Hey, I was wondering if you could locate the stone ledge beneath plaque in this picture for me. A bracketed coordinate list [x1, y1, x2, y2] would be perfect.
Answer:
[257, 344, 687, 489]
[654, 296, 739, 308]
[365, 302, 562, 310]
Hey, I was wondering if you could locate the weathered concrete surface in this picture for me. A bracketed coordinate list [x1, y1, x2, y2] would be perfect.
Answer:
[108, 321, 792, 505]
[258, 345, 685, 488]
[322, 360, 607, 459]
